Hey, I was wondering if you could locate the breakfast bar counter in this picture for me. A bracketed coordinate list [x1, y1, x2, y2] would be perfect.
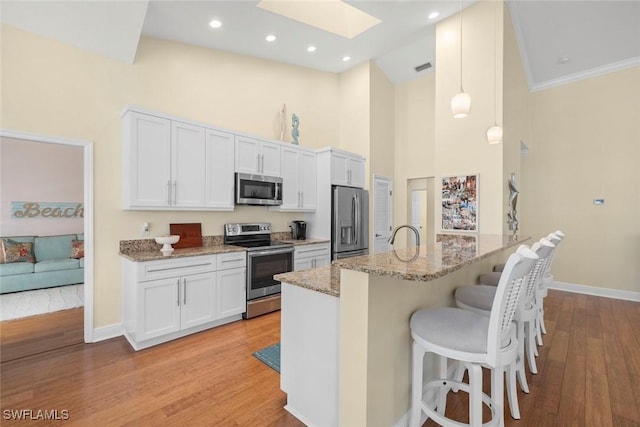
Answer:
[276, 234, 526, 427]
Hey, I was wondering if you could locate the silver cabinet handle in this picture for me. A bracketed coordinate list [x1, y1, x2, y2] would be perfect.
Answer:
[261, 154, 265, 173]
[256, 154, 260, 173]
[173, 181, 177, 205]
[301, 191, 304, 207]
[183, 278, 187, 305]
[176, 279, 180, 306]
[167, 180, 172, 205]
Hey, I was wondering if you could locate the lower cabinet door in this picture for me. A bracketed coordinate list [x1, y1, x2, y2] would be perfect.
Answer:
[314, 255, 331, 268]
[181, 272, 217, 329]
[294, 257, 314, 272]
[138, 277, 181, 341]
[216, 267, 246, 318]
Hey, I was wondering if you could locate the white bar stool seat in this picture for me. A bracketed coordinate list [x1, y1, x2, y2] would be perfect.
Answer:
[454, 238, 555, 420]
[409, 246, 538, 427]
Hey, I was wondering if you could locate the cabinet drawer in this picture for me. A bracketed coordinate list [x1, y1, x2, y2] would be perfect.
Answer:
[138, 255, 217, 282]
[294, 243, 330, 260]
[217, 251, 247, 270]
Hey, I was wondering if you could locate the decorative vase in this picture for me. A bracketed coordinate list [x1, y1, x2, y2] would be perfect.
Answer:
[155, 235, 180, 256]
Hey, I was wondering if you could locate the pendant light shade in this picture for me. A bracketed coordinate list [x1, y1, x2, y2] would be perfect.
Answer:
[451, 0, 470, 118]
[486, 125, 503, 144]
[451, 91, 471, 118]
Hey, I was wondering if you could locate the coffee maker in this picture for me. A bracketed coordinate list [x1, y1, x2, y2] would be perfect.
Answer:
[290, 221, 307, 240]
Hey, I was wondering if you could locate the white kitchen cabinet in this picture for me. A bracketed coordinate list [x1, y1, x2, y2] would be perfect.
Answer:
[172, 121, 206, 208]
[180, 272, 217, 329]
[293, 243, 330, 271]
[205, 128, 235, 210]
[275, 145, 317, 211]
[123, 108, 234, 210]
[331, 150, 365, 188]
[216, 267, 246, 318]
[122, 253, 246, 350]
[234, 135, 281, 176]
[137, 277, 181, 341]
[123, 111, 172, 208]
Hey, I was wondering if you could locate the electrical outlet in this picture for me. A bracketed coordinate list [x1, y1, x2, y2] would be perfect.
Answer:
[141, 222, 150, 237]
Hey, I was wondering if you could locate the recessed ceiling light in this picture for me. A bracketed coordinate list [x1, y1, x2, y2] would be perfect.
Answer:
[342, 56, 351, 62]
[209, 19, 222, 29]
[307, 45, 317, 53]
[266, 34, 277, 42]
[428, 11, 439, 20]
[559, 56, 570, 64]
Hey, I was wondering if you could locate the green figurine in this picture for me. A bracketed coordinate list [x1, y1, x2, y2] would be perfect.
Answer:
[291, 113, 299, 145]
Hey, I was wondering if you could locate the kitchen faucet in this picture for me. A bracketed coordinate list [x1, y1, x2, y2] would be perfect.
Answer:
[388, 224, 420, 247]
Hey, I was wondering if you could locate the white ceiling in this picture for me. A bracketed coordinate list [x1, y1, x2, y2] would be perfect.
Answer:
[1, 1, 639, 91]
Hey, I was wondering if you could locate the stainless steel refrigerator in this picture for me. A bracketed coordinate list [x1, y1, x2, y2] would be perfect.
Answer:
[332, 186, 369, 260]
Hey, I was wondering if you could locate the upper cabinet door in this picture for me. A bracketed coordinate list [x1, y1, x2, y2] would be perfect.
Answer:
[330, 151, 349, 187]
[205, 129, 235, 210]
[260, 140, 281, 177]
[124, 112, 172, 208]
[234, 135, 262, 174]
[234, 135, 281, 176]
[348, 156, 365, 189]
[280, 146, 301, 210]
[300, 150, 317, 210]
[171, 121, 206, 208]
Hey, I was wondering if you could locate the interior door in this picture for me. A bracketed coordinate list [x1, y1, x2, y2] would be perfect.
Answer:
[411, 189, 427, 246]
[373, 176, 393, 253]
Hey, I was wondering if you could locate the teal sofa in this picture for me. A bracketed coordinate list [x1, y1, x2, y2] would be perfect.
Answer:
[0, 234, 84, 294]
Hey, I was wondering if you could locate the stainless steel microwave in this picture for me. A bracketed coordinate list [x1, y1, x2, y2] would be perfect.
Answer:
[235, 173, 283, 206]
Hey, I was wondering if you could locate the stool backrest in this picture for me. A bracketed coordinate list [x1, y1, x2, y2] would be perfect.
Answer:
[523, 238, 556, 307]
[487, 245, 538, 367]
[543, 231, 565, 279]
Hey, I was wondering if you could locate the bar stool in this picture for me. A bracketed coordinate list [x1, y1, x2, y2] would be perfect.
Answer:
[409, 246, 538, 427]
[454, 238, 555, 420]
[536, 231, 565, 346]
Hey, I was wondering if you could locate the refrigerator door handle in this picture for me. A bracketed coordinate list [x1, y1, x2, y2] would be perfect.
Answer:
[354, 193, 360, 245]
[352, 194, 357, 243]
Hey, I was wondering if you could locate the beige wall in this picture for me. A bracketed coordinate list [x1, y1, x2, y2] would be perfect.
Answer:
[502, 3, 529, 236]
[1, 24, 344, 327]
[369, 62, 395, 181]
[434, 1, 505, 235]
[522, 67, 640, 292]
[394, 72, 436, 246]
[338, 62, 371, 188]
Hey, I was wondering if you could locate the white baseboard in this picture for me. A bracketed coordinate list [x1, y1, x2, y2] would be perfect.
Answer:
[550, 281, 640, 302]
[91, 323, 123, 342]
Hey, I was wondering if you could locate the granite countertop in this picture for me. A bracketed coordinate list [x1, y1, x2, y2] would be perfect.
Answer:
[334, 234, 528, 282]
[120, 241, 246, 262]
[277, 238, 330, 246]
[275, 265, 341, 297]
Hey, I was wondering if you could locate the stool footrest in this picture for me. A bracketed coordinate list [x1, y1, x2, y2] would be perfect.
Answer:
[422, 379, 500, 427]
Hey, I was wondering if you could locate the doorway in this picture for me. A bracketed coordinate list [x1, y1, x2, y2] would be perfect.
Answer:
[0, 130, 93, 360]
[373, 175, 393, 253]
[407, 178, 435, 246]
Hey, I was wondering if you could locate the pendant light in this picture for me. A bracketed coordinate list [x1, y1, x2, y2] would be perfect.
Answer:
[451, 0, 471, 118]
[487, 0, 503, 144]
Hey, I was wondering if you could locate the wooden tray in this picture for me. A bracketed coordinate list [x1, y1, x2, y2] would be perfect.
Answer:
[169, 223, 203, 249]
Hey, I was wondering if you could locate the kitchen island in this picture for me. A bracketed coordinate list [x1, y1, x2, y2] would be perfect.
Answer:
[275, 234, 525, 427]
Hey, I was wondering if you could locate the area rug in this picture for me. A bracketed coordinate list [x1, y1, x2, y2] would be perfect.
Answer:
[253, 342, 280, 373]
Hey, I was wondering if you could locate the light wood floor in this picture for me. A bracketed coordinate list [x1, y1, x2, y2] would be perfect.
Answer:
[1, 290, 639, 426]
[0, 308, 84, 362]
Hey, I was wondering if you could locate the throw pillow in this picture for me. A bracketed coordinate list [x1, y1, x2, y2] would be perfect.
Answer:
[1, 238, 35, 263]
[70, 239, 84, 259]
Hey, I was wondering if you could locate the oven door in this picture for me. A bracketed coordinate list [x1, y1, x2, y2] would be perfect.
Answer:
[247, 247, 293, 300]
[236, 173, 283, 206]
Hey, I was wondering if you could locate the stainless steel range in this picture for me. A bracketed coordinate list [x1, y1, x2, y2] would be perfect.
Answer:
[224, 223, 293, 319]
